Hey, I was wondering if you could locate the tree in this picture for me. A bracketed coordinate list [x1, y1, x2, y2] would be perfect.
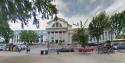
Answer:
[0, 0, 57, 28]
[20, 30, 39, 44]
[117, 34, 125, 39]
[72, 28, 88, 47]
[110, 10, 125, 38]
[0, 12, 13, 44]
[72, 21, 88, 47]
[89, 12, 111, 45]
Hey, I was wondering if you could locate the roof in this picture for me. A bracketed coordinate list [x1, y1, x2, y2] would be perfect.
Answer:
[47, 18, 72, 26]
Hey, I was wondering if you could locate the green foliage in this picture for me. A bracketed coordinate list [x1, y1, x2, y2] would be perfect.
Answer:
[0, 12, 13, 44]
[72, 28, 88, 47]
[117, 34, 125, 39]
[110, 10, 125, 38]
[0, 0, 57, 28]
[20, 30, 39, 44]
[89, 12, 111, 44]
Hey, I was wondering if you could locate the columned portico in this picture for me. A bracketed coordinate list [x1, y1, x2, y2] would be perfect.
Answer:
[46, 18, 72, 44]
[47, 31, 65, 44]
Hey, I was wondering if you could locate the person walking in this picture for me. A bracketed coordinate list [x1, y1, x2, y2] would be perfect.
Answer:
[104, 40, 113, 54]
[57, 49, 60, 55]
[26, 45, 30, 53]
[18, 45, 22, 53]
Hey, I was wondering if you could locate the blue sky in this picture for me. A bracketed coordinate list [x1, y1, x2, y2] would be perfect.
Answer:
[9, 0, 125, 30]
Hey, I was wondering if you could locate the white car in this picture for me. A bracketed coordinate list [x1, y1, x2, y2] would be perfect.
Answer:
[17, 44, 26, 50]
[0, 44, 6, 51]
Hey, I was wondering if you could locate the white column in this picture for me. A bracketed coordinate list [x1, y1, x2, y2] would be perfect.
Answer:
[67, 31, 71, 44]
[62, 31, 63, 42]
[16, 35, 18, 44]
[50, 32, 51, 42]
[48, 32, 50, 43]
[54, 32, 55, 43]
[114, 34, 115, 39]
[107, 32, 109, 40]
[104, 32, 106, 40]
[16, 35, 17, 44]
[15, 35, 17, 43]
[39, 35, 41, 43]
[17, 35, 19, 44]
[100, 35, 102, 43]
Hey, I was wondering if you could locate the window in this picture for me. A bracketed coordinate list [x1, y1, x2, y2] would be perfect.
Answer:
[52, 22, 62, 28]
[52, 23, 56, 27]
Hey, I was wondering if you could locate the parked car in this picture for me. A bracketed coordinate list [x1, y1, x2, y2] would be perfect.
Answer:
[17, 44, 26, 50]
[21, 45, 26, 50]
[117, 43, 125, 49]
[88, 43, 97, 46]
[112, 43, 119, 50]
[79, 47, 94, 52]
[0, 44, 6, 51]
[59, 48, 74, 52]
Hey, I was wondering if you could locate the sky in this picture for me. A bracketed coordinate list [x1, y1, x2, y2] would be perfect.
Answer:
[9, 0, 125, 30]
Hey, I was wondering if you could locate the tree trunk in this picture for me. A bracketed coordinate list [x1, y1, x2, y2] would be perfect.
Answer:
[96, 37, 99, 46]
[4, 35, 9, 44]
[110, 31, 113, 41]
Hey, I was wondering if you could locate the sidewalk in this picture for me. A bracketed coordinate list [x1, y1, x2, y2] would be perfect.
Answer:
[0, 51, 28, 56]
[0, 47, 53, 56]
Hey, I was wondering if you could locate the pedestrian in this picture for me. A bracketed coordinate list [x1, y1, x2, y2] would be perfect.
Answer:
[26, 45, 30, 53]
[57, 49, 60, 55]
[18, 45, 22, 53]
[104, 40, 112, 54]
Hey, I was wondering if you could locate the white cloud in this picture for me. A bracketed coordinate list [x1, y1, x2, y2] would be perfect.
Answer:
[106, 0, 125, 15]
[57, 13, 91, 28]
[9, 0, 125, 30]
[55, 0, 70, 14]
[9, 19, 49, 30]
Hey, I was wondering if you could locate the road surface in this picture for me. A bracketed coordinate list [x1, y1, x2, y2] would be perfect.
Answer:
[0, 48, 125, 63]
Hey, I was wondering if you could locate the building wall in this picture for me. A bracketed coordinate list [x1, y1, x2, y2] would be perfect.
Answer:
[46, 19, 69, 28]
[88, 30, 116, 43]
[10, 30, 47, 44]
[46, 18, 72, 44]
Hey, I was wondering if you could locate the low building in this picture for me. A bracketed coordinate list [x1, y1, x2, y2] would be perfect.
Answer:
[10, 30, 47, 44]
[88, 31, 116, 44]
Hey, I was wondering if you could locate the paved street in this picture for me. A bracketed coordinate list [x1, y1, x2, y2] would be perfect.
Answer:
[1, 52, 125, 63]
[0, 48, 125, 63]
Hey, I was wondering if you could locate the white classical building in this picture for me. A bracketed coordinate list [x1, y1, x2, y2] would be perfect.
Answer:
[10, 18, 73, 44]
[10, 30, 47, 44]
[88, 31, 116, 43]
[46, 18, 73, 44]
[9, 18, 117, 44]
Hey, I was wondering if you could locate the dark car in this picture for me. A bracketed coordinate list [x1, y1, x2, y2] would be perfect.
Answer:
[88, 43, 97, 46]
[59, 48, 74, 52]
[117, 44, 125, 49]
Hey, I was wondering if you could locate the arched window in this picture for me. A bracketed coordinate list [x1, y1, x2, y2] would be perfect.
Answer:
[52, 22, 62, 28]
[52, 23, 56, 27]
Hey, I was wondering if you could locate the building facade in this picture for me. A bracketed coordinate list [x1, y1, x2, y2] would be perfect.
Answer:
[46, 18, 73, 44]
[10, 18, 117, 44]
[88, 31, 116, 43]
[10, 30, 47, 44]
